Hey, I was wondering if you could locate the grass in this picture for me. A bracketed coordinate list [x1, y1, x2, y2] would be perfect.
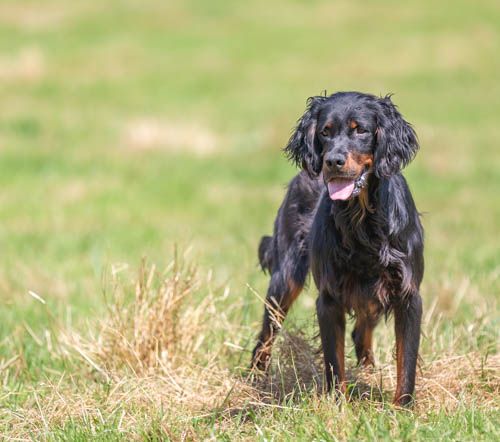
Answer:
[0, 0, 499, 440]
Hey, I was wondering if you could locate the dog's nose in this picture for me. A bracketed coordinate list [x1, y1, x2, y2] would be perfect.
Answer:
[325, 153, 346, 170]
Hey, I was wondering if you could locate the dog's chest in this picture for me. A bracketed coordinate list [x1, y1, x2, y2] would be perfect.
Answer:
[317, 211, 398, 305]
[335, 216, 382, 273]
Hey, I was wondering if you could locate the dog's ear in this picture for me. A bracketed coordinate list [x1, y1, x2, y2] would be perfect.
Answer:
[375, 95, 419, 178]
[284, 96, 325, 177]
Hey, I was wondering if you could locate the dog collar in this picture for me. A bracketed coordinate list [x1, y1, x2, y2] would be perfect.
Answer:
[351, 170, 370, 198]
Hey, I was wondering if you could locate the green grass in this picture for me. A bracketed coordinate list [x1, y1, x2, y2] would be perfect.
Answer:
[0, 0, 499, 440]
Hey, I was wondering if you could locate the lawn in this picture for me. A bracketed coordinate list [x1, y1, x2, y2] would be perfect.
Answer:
[0, 0, 499, 440]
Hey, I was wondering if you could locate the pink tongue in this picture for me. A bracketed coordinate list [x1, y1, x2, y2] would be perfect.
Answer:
[328, 179, 355, 200]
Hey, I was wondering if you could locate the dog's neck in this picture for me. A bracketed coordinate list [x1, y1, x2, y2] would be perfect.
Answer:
[327, 176, 382, 252]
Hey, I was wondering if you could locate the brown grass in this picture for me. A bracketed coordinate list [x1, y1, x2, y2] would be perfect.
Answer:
[2, 256, 499, 438]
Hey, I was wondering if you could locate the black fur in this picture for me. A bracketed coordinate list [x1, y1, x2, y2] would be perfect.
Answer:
[284, 96, 328, 177]
[251, 92, 424, 406]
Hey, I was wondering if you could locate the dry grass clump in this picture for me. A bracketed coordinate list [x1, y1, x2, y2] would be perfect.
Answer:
[88, 258, 209, 374]
[60, 255, 259, 403]
[252, 328, 324, 401]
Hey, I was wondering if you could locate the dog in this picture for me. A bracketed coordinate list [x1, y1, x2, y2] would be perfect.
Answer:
[251, 91, 424, 406]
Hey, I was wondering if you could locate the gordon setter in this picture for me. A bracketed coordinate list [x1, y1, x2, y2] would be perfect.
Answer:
[251, 92, 424, 406]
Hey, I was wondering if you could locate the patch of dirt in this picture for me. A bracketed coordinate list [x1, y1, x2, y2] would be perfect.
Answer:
[0, 46, 45, 82]
[123, 118, 220, 155]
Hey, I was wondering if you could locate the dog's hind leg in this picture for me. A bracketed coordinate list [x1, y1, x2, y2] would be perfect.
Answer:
[251, 250, 307, 371]
[251, 272, 303, 371]
[351, 319, 377, 368]
[351, 304, 382, 367]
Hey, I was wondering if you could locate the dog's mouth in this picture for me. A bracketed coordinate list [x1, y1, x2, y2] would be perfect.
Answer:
[327, 169, 370, 201]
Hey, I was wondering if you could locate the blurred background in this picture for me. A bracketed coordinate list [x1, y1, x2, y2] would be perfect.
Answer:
[0, 0, 498, 345]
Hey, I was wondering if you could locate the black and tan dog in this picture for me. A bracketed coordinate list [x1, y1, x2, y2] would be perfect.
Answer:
[251, 92, 424, 406]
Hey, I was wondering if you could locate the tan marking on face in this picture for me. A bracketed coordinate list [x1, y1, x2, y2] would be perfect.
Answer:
[353, 152, 374, 169]
[350, 120, 358, 129]
[343, 152, 374, 176]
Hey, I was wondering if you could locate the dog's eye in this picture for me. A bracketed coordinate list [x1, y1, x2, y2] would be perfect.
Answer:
[356, 126, 368, 135]
[320, 129, 330, 137]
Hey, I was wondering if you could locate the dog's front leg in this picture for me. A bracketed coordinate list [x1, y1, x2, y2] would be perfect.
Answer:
[393, 293, 422, 406]
[317, 292, 346, 395]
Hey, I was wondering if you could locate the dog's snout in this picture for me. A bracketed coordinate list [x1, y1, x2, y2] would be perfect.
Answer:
[325, 153, 346, 170]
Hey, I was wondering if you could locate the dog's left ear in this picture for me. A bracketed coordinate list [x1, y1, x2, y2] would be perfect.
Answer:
[375, 95, 419, 178]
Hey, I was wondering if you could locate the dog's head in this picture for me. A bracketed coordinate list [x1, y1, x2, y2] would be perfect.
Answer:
[284, 92, 418, 200]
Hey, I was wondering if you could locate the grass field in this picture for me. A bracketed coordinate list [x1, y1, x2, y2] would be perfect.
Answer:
[0, 0, 499, 440]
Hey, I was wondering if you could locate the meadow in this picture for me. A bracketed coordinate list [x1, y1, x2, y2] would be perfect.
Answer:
[0, 0, 499, 440]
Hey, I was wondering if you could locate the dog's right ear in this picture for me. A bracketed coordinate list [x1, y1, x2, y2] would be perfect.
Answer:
[284, 96, 325, 177]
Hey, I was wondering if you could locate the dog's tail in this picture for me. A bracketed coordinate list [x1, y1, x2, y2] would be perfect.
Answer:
[258, 235, 274, 274]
